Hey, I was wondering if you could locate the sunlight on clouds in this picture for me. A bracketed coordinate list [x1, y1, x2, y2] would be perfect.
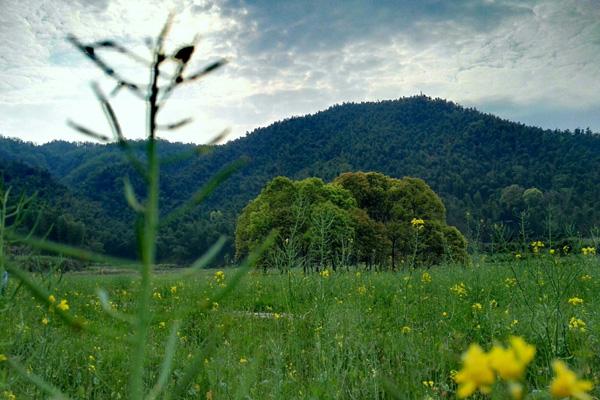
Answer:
[0, 0, 599, 143]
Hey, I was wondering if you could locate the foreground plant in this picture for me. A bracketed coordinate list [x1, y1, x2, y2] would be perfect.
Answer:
[454, 337, 592, 399]
[0, 14, 273, 400]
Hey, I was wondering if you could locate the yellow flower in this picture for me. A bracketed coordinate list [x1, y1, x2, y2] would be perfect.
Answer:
[170, 286, 177, 294]
[454, 344, 495, 398]
[159, 321, 166, 328]
[239, 357, 248, 364]
[472, 303, 483, 312]
[531, 241, 545, 253]
[0, 354, 7, 362]
[357, 285, 367, 295]
[3, 391, 16, 400]
[568, 297, 584, 306]
[319, 269, 330, 278]
[550, 360, 593, 400]
[505, 277, 517, 287]
[41, 317, 49, 325]
[488, 336, 535, 380]
[214, 270, 225, 283]
[401, 326, 412, 334]
[580, 274, 592, 282]
[411, 217, 425, 229]
[422, 380, 434, 388]
[421, 272, 432, 283]
[48, 294, 56, 303]
[569, 317, 586, 332]
[582, 246, 596, 256]
[450, 282, 468, 297]
[57, 299, 69, 312]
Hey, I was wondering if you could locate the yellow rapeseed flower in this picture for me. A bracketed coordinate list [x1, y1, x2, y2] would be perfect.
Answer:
[48, 294, 56, 303]
[568, 317, 586, 332]
[214, 270, 225, 283]
[41, 317, 49, 325]
[454, 344, 495, 398]
[488, 336, 535, 381]
[472, 303, 483, 312]
[320, 269, 330, 278]
[3, 391, 16, 400]
[582, 246, 596, 256]
[550, 360, 593, 400]
[450, 282, 468, 297]
[170, 286, 177, 294]
[421, 272, 432, 283]
[411, 217, 425, 229]
[568, 297, 584, 306]
[57, 299, 69, 312]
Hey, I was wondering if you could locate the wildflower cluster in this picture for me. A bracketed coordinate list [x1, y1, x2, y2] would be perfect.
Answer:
[581, 246, 596, 256]
[411, 217, 425, 229]
[48, 294, 69, 312]
[550, 360, 593, 400]
[319, 269, 330, 278]
[421, 272, 432, 283]
[214, 270, 225, 284]
[450, 282, 468, 297]
[569, 317, 586, 332]
[568, 297, 584, 306]
[530, 240, 544, 254]
[455, 337, 593, 399]
[455, 337, 535, 398]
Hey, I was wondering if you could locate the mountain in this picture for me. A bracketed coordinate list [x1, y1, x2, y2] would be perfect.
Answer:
[1, 95, 599, 262]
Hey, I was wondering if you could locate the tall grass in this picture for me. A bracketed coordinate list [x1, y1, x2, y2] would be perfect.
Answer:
[0, 15, 272, 400]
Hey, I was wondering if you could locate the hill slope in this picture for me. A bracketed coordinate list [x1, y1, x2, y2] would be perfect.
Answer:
[1, 96, 599, 261]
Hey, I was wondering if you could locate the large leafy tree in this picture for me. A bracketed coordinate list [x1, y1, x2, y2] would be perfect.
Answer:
[235, 176, 358, 272]
[237, 172, 468, 270]
[334, 172, 467, 267]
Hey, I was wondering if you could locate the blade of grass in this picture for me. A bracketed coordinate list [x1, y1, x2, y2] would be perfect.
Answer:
[146, 320, 181, 400]
[5, 357, 70, 400]
[2, 257, 85, 331]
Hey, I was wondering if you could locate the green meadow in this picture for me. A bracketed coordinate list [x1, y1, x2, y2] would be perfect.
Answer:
[1, 254, 599, 399]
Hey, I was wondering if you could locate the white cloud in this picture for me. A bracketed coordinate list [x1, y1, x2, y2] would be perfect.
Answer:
[1, 0, 599, 144]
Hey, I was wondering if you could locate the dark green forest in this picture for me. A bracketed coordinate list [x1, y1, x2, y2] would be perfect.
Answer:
[1, 95, 599, 264]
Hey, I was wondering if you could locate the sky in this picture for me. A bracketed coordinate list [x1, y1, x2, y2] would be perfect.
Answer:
[1, 0, 599, 144]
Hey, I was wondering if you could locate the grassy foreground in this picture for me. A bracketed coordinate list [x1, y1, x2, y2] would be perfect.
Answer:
[0, 255, 599, 399]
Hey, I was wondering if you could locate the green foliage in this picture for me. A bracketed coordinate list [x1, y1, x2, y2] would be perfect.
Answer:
[2, 95, 600, 262]
[237, 172, 467, 269]
[236, 176, 357, 271]
[334, 172, 467, 267]
[1, 254, 599, 398]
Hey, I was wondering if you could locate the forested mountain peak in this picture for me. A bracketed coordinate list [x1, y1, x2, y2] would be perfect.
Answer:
[1, 95, 599, 262]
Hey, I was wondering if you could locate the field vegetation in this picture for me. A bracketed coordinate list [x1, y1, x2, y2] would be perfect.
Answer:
[1, 252, 599, 399]
[1, 16, 599, 400]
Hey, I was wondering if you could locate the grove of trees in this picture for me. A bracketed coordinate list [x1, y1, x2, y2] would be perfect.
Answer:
[235, 172, 467, 271]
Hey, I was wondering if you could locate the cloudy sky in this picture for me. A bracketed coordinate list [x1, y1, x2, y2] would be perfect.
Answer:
[1, 0, 599, 144]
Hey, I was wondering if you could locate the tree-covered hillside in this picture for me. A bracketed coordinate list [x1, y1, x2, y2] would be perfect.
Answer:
[1, 95, 599, 262]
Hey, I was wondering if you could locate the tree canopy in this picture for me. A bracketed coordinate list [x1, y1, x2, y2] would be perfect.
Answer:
[236, 172, 467, 270]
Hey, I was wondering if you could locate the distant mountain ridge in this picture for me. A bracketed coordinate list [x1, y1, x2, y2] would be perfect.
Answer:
[1, 95, 599, 262]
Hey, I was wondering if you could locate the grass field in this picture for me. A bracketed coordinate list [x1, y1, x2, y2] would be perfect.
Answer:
[1, 254, 599, 399]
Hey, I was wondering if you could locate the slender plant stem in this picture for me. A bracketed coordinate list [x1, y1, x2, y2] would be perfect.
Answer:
[130, 32, 162, 400]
